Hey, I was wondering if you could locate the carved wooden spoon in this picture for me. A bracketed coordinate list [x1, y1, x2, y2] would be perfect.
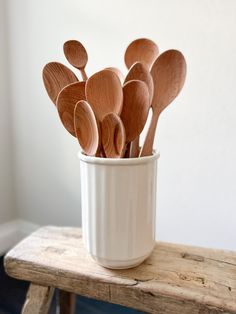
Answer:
[105, 67, 124, 83]
[56, 82, 86, 136]
[101, 113, 126, 158]
[63, 40, 88, 81]
[42, 62, 78, 104]
[120, 80, 150, 157]
[140, 50, 187, 157]
[124, 62, 154, 157]
[74, 100, 99, 156]
[85, 69, 123, 122]
[124, 38, 159, 70]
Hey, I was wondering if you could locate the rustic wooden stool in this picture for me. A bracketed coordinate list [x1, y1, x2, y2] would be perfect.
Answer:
[4, 226, 236, 314]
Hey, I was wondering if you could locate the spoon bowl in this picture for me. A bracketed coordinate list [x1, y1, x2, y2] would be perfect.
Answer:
[105, 67, 124, 83]
[124, 62, 154, 102]
[64, 40, 88, 80]
[74, 100, 99, 156]
[121, 80, 150, 143]
[101, 113, 126, 158]
[124, 62, 154, 157]
[56, 81, 86, 136]
[124, 38, 159, 70]
[42, 62, 78, 104]
[86, 69, 123, 122]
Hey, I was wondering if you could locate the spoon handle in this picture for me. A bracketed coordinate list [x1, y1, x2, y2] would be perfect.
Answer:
[80, 68, 88, 81]
[124, 142, 131, 158]
[140, 110, 159, 157]
[130, 137, 140, 158]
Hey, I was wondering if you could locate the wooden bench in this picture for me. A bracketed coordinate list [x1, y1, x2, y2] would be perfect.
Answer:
[4, 226, 236, 314]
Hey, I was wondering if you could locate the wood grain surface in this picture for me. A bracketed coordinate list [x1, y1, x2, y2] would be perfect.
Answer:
[4, 226, 236, 314]
[101, 113, 126, 158]
[63, 40, 88, 81]
[21, 283, 54, 314]
[124, 38, 159, 70]
[74, 100, 99, 156]
[140, 49, 187, 157]
[121, 80, 150, 143]
[56, 81, 86, 137]
[86, 69, 123, 122]
[42, 62, 78, 104]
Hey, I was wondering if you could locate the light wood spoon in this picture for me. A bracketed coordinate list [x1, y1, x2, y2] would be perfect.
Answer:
[74, 100, 99, 156]
[56, 81, 86, 136]
[63, 40, 88, 81]
[140, 49, 187, 157]
[120, 80, 150, 156]
[86, 69, 123, 122]
[42, 62, 78, 104]
[101, 113, 126, 158]
[105, 67, 124, 83]
[124, 62, 154, 157]
[124, 38, 159, 70]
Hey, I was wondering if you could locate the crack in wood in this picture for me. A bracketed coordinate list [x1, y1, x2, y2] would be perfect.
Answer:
[178, 273, 205, 285]
[181, 252, 205, 262]
[208, 258, 236, 267]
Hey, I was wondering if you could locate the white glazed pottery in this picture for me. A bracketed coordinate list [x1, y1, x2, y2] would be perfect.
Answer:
[78, 151, 159, 269]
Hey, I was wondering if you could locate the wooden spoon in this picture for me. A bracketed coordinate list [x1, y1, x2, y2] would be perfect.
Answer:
[105, 67, 124, 83]
[124, 62, 154, 157]
[42, 62, 78, 104]
[101, 113, 126, 158]
[124, 38, 159, 70]
[63, 40, 88, 81]
[140, 49, 187, 157]
[120, 80, 150, 156]
[74, 100, 99, 156]
[86, 69, 123, 122]
[56, 81, 86, 136]
[124, 62, 154, 101]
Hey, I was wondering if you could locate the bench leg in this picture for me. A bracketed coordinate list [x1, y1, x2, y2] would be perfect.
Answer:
[59, 290, 76, 314]
[21, 283, 54, 314]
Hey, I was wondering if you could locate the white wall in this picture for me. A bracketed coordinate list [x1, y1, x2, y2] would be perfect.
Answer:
[0, 0, 15, 224]
[5, 0, 236, 250]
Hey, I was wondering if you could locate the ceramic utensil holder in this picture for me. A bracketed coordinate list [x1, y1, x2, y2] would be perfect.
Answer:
[78, 151, 160, 269]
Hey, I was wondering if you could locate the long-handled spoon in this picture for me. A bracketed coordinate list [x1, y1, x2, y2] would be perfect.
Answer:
[124, 62, 154, 157]
[85, 69, 123, 122]
[120, 80, 150, 157]
[140, 49, 187, 157]
[74, 100, 99, 156]
[124, 38, 159, 70]
[101, 113, 126, 158]
[56, 82, 86, 136]
[105, 67, 124, 83]
[63, 40, 88, 81]
[42, 62, 78, 104]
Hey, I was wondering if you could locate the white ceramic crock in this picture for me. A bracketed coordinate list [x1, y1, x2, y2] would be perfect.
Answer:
[78, 151, 160, 269]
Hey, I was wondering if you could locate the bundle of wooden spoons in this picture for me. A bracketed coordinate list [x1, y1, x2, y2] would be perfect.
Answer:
[42, 38, 187, 158]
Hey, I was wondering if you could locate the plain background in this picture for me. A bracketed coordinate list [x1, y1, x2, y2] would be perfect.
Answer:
[0, 0, 235, 250]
